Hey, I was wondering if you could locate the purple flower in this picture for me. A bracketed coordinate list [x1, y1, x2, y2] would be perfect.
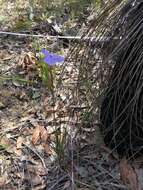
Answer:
[41, 48, 65, 66]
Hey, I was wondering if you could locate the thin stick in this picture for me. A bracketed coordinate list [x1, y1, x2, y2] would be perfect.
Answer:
[0, 31, 118, 41]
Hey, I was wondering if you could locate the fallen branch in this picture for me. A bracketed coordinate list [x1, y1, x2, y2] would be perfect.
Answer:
[0, 31, 119, 42]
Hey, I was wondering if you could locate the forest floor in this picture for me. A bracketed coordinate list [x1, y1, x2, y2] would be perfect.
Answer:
[0, 1, 129, 190]
[0, 31, 127, 190]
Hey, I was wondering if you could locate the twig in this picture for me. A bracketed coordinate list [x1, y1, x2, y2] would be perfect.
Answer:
[0, 31, 118, 41]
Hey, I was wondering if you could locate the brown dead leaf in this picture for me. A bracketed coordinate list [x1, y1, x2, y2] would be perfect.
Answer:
[120, 158, 139, 190]
[0, 136, 11, 146]
[0, 50, 11, 60]
[16, 136, 24, 149]
[15, 135, 24, 156]
[15, 148, 22, 156]
[32, 126, 41, 145]
[32, 125, 50, 145]
[0, 175, 8, 188]
[19, 52, 37, 72]
[40, 126, 49, 143]
[43, 143, 52, 155]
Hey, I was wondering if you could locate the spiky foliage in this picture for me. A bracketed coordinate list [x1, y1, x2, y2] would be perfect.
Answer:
[101, 0, 143, 158]
[64, 0, 126, 114]
[59, 0, 143, 159]
[59, 1, 125, 121]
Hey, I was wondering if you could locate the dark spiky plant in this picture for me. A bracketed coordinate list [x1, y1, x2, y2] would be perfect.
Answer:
[100, 0, 143, 158]
[59, 0, 143, 159]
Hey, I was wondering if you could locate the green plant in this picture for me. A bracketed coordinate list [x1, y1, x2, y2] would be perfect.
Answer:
[53, 127, 67, 164]
[37, 48, 64, 91]
[37, 59, 54, 90]
[37, 52, 55, 92]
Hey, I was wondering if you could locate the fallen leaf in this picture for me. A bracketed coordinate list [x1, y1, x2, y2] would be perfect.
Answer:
[32, 125, 50, 145]
[0, 175, 7, 188]
[120, 158, 138, 190]
[0, 136, 11, 146]
[19, 52, 37, 72]
[15, 148, 22, 156]
[0, 50, 10, 60]
[32, 126, 40, 145]
[43, 143, 52, 155]
[40, 126, 49, 143]
[16, 136, 24, 149]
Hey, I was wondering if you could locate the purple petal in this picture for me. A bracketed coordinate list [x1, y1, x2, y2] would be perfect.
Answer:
[44, 57, 57, 65]
[41, 48, 50, 56]
[41, 48, 65, 65]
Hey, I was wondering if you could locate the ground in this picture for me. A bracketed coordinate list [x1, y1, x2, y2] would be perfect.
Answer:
[0, 30, 129, 190]
[0, 1, 130, 190]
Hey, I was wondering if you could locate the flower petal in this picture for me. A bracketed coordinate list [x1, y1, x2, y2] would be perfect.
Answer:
[41, 48, 50, 56]
[41, 48, 65, 65]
